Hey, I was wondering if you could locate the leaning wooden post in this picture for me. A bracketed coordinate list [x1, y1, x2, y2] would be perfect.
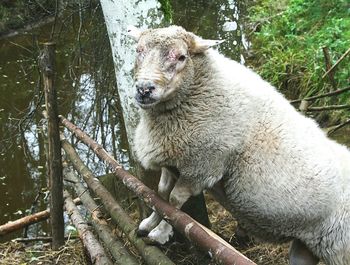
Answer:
[39, 43, 64, 250]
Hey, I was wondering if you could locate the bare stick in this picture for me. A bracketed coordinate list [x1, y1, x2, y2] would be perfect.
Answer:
[327, 118, 350, 136]
[306, 104, 350, 112]
[64, 169, 139, 265]
[0, 198, 81, 237]
[322, 47, 350, 79]
[61, 137, 175, 265]
[13, 235, 78, 243]
[39, 42, 64, 250]
[64, 190, 113, 265]
[290, 85, 350, 104]
[60, 115, 256, 265]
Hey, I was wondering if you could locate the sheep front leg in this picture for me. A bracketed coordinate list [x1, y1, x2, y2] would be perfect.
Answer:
[137, 167, 176, 237]
[147, 178, 200, 244]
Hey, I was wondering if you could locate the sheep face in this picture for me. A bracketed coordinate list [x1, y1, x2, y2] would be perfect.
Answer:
[127, 26, 223, 109]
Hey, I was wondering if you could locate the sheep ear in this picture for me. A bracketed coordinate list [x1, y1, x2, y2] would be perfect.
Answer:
[191, 37, 225, 53]
[127, 26, 142, 41]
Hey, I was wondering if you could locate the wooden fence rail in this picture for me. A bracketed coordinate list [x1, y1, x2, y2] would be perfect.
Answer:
[60, 115, 256, 265]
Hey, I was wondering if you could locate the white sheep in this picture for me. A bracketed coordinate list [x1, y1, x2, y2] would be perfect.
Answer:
[128, 25, 350, 265]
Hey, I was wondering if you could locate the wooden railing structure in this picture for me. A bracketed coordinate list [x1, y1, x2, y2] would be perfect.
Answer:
[0, 43, 256, 265]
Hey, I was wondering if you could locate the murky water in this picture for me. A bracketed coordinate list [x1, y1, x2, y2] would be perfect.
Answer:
[0, 0, 348, 242]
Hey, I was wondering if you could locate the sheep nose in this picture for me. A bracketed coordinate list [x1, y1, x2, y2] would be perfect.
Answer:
[136, 81, 156, 97]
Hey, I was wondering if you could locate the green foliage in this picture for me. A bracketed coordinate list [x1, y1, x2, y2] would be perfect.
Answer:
[158, 0, 173, 24]
[249, 0, 350, 102]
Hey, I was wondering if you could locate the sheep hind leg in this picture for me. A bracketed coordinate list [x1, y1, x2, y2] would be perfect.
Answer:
[289, 239, 319, 265]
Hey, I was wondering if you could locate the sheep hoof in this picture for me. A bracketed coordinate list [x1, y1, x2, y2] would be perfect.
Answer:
[147, 220, 174, 245]
[136, 229, 149, 237]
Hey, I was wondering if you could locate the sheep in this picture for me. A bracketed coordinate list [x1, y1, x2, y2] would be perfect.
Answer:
[127, 25, 350, 265]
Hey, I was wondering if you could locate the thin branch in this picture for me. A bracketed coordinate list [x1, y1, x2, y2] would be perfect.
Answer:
[290, 85, 350, 104]
[306, 104, 350, 112]
[327, 118, 350, 136]
[322, 47, 350, 79]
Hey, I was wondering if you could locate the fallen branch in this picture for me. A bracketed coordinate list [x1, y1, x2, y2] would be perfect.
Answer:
[63, 190, 113, 265]
[290, 85, 350, 104]
[0, 198, 80, 237]
[61, 137, 175, 265]
[327, 118, 350, 136]
[322, 47, 350, 79]
[64, 169, 139, 265]
[306, 104, 350, 112]
[13, 235, 78, 243]
[60, 115, 256, 265]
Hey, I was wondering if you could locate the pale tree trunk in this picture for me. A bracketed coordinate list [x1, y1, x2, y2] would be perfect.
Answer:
[99, 0, 162, 146]
[99, 0, 209, 226]
[99, 0, 164, 218]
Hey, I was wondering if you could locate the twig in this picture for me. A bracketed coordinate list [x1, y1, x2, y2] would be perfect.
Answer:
[322, 47, 350, 79]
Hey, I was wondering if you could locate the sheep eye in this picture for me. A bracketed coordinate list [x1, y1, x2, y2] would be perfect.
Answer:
[178, 55, 186, 62]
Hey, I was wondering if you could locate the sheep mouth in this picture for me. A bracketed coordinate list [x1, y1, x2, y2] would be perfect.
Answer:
[135, 94, 158, 108]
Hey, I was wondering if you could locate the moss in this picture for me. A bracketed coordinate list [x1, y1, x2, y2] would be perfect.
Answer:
[247, 0, 350, 105]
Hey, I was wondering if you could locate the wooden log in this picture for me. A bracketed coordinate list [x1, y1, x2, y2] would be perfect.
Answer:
[64, 169, 139, 265]
[13, 235, 78, 243]
[290, 85, 350, 104]
[61, 137, 176, 265]
[60, 115, 256, 265]
[39, 42, 64, 250]
[64, 190, 113, 265]
[306, 104, 350, 112]
[0, 198, 81, 237]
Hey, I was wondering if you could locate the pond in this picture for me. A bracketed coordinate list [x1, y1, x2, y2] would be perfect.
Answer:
[0, 0, 349, 242]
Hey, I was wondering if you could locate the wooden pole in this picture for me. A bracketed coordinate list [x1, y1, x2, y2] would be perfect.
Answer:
[38, 42, 64, 250]
[61, 137, 176, 265]
[64, 170, 139, 265]
[60, 116, 256, 265]
[64, 190, 113, 265]
[0, 198, 80, 237]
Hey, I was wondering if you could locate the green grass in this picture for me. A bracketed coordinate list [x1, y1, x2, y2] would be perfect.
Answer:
[248, 0, 350, 103]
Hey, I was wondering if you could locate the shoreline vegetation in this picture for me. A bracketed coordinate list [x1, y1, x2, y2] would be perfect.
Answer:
[247, 0, 350, 125]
